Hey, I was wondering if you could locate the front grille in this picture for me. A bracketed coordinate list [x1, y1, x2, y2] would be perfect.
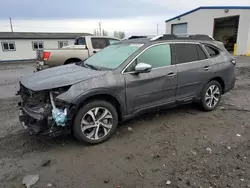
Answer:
[20, 84, 47, 107]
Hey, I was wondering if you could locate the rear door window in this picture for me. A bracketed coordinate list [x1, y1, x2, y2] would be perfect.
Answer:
[91, 38, 109, 49]
[196, 45, 208, 60]
[175, 43, 200, 64]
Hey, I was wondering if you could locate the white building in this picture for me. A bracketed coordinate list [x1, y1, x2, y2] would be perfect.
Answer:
[165, 6, 250, 55]
[0, 32, 91, 62]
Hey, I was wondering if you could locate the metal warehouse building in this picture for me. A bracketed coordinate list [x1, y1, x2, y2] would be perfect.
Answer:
[0, 32, 91, 62]
[165, 6, 250, 55]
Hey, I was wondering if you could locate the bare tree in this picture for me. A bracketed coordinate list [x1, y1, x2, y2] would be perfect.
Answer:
[102, 30, 108, 36]
[93, 29, 100, 36]
[114, 31, 126, 39]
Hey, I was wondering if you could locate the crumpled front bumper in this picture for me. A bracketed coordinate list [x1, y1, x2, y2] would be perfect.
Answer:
[18, 104, 51, 135]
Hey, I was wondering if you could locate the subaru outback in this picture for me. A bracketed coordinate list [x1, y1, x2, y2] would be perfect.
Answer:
[17, 34, 236, 144]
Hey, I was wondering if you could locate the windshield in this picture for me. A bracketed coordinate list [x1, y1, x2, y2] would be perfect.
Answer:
[82, 44, 141, 69]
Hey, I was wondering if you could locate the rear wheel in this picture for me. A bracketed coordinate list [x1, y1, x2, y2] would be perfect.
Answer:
[73, 100, 118, 144]
[200, 80, 222, 111]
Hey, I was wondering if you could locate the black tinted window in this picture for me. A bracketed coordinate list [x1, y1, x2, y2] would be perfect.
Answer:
[175, 43, 199, 64]
[75, 37, 86, 45]
[196, 45, 207, 60]
[9, 43, 14, 50]
[204, 45, 220, 57]
[32, 42, 43, 50]
[3, 43, 8, 50]
[91, 38, 108, 49]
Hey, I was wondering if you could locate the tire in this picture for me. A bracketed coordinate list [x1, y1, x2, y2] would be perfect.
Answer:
[200, 80, 222, 111]
[73, 100, 118, 144]
[64, 59, 81, 65]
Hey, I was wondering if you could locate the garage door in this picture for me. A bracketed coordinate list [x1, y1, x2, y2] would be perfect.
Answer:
[172, 23, 187, 35]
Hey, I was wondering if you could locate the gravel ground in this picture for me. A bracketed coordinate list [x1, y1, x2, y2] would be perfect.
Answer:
[0, 57, 250, 188]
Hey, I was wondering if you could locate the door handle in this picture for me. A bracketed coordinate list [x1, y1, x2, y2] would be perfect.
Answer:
[204, 66, 211, 71]
[167, 72, 176, 78]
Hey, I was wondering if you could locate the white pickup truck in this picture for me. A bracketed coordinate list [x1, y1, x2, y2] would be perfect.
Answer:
[36, 36, 120, 71]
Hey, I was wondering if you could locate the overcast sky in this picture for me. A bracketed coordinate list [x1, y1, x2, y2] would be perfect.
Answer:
[0, 0, 250, 36]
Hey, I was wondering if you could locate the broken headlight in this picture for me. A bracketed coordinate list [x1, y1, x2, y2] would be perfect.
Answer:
[50, 86, 71, 97]
[49, 86, 71, 127]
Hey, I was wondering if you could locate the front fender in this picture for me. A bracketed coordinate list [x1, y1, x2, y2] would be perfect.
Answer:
[73, 88, 126, 117]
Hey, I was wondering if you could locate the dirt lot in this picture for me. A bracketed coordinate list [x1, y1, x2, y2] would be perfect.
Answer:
[0, 57, 250, 188]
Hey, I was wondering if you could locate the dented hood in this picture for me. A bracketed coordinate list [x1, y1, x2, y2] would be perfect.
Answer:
[20, 64, 108, 91]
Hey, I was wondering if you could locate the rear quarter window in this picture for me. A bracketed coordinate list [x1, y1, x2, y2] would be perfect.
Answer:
[204, 45, 220, 57]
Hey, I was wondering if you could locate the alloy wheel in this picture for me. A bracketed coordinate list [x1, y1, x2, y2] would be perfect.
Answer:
[81, 107, 113, 140]
[205, 85, 220, 108]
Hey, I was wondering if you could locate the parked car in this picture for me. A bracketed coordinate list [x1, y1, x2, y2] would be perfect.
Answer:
[18, 34, 236, 144]
[36, 36, 120, 71]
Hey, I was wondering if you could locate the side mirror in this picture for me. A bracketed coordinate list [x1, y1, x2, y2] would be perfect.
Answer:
[134, 63, 152, 74]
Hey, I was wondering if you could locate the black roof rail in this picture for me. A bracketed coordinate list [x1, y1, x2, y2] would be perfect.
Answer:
[128, 36, 148, 39]
[153, 34, 214, 41]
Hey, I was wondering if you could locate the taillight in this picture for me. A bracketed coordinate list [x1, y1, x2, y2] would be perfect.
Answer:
[230, 59, 236, 65]
[43, 52, 50, 61]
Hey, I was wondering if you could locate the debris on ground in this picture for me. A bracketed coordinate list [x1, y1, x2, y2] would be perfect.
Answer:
[42, 159, 51, 167]
[47, 183, 53, 187]
[136, 168, 144, 178]
[236, 134, 241, 137]
[205, 147, 212, 154]
[166, 180, 171, 185]
[127, 127, 133, 131]
[104, 180, 109, 184]
[153, 154, 160, 159]
[22, 175, 39, 188]
[227, 146, 231, 150]
[190, 150, 197, 156]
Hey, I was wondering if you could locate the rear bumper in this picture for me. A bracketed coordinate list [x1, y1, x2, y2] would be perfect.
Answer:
[224, 76, 236, 94]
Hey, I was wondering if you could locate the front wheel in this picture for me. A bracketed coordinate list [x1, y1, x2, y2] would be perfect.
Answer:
[73, 100, 118, 144]
[200, 81, 222, 111]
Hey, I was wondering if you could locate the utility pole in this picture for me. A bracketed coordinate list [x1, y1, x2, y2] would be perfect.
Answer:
[99, 22, 102, 36]
[9, 17, 13, 32]
[157, 24, 159, 35]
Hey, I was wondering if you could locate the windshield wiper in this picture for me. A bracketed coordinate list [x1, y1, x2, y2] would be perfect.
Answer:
[84, 63, 99, 70]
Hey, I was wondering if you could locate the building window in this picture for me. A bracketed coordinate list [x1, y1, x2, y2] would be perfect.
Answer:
[58, 41, 68, 48]
[32, 41, 44, 50]
[1, 42, 16, 51]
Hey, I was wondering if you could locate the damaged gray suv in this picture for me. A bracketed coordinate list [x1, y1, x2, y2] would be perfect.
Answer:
[18, 34, 236, 144]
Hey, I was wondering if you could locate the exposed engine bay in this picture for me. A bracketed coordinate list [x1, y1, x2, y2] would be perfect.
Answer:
[17, 83, 73, 136]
